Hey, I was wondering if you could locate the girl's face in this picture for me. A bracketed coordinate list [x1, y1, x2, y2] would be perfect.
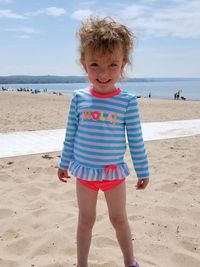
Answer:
[81, 46, 126, 94]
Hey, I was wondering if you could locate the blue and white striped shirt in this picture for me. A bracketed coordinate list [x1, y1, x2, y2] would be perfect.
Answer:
[59, 87, 149, 181]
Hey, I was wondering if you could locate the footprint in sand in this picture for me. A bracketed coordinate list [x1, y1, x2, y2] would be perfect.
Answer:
[93, 236, 117, 248]
[153, 205, 182, 218]
[0, 208, 13, 219]
[156, 181, 184, 193]
[5, 237, 31, 256]
[32, 208, 48, 217]
[13, 177, 26, 184]
[188, 165, 200, 175]
[1, 229, 20, 240]
[42, 263, 65, 267]
[129, 214, 144, 222]
[0, 173, 12, 182]
[22, 187, 42, 196]
[178, 237, 200, 254]
[0, 258, 18, 267]
[171, 252, 200, 267]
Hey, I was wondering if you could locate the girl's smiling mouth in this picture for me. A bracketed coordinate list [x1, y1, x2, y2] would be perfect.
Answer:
[96, 79, 111, 84]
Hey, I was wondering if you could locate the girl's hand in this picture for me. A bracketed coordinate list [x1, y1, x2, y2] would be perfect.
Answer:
[136, 178, 149, 190]
[57, 168, 71, 183]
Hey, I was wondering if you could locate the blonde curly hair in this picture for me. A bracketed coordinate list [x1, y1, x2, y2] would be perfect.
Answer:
[77, 16, 135, 71]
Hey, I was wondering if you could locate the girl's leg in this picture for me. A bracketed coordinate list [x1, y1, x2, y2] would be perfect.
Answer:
[104, 182, 136, 267]
[76, 180, 98, 267]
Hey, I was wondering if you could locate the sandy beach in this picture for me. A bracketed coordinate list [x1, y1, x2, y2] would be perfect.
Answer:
[0, 91, 200, 267]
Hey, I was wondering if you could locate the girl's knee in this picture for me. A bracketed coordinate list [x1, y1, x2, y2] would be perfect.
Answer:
[109, 214, 128, 228]
[78, 213, 96, 230]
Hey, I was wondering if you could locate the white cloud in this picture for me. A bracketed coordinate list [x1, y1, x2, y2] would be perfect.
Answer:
[6, 27, 37, 34]
[71, 9, 93, 20]
[5, 27, 38, 40]
[118, 0, 200, 38]
[0, 9, 25, 19]
[0, 0, 13, 4]
[119, 5, 149, 20]
[26, 7, 66, 17]
[45, 7, 66, 16]
[71, 1, 200, 39]
[71, 8, 108, 21]
[17, 34, 30, 39]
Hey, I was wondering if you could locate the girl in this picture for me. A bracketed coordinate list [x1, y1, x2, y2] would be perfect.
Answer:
[58, 16, 149, 267]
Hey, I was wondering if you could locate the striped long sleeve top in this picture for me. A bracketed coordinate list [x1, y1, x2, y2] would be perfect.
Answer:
[58, 87, 149, 181]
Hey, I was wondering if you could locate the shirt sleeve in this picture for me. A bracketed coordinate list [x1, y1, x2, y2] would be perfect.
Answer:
[125, 96, 149, 179]
[58, 93, 78, 170]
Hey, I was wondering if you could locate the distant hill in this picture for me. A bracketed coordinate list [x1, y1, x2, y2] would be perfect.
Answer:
[0, 75, 88, 84]
[0, 75, 199, 84]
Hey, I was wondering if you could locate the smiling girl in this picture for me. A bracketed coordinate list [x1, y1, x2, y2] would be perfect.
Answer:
[58, 16, 149, 267]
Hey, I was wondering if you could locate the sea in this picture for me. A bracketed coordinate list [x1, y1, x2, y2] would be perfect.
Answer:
[1, 79, 200, 100]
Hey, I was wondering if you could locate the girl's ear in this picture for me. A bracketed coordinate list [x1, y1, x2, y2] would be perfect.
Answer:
[121, 60, 127, 72]
[81, 59, 88, 73]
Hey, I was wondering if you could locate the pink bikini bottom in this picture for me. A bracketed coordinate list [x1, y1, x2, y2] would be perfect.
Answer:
[77, 178, 125, 192]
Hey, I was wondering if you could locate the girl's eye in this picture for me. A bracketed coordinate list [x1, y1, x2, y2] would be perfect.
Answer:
[110, 63, 118, 67]
[90, 63, 98, 67]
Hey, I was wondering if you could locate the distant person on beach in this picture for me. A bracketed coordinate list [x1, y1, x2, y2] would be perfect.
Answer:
[174, 90, 182, 100]
[57, 16, 149, 267]
[177, 90, 181, 100]
[174, 92, 177, 100]
[177, 90, 180, 100]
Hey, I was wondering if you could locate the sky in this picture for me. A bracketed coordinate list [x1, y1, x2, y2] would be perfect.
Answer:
[0, 0, 200, 78]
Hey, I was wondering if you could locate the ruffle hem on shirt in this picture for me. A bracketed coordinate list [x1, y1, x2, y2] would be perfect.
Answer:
[68, 160, 130, 181]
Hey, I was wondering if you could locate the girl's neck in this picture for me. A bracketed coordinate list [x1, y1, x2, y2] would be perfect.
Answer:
[89, 86, 121, 98]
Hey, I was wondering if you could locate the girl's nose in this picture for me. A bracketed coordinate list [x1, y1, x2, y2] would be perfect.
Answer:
[99, 67, 108, 77]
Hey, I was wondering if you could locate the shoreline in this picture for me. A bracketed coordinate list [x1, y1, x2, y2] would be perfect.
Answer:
[1, 89, 200, 102]
[1, 79, 200, 101]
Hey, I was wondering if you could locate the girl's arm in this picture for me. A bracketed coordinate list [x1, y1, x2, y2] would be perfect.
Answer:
[58, 93, 78, 170]
[125, 96, 149, 181]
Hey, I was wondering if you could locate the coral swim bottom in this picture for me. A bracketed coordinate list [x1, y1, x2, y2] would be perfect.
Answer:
[77, 178, 125, 192]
